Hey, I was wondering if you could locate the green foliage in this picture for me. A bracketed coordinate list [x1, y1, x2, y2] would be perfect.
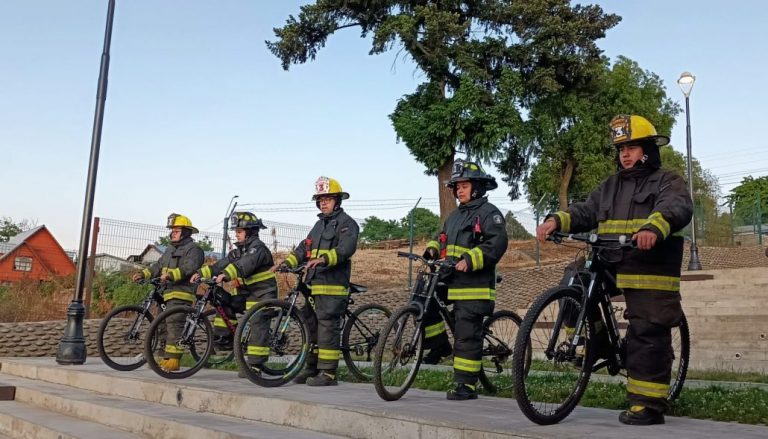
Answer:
[0, 217, 35, 242]
[524, 56, 681, 210]
[155, 235, 214, 251]
[93, 272, 148, 308]
[155, 235, 171, 247]
[268, 1, 620, 215]
[360, 207, 440, 243]
[505, 211, 532, 240]
[729, 176, 768, 227]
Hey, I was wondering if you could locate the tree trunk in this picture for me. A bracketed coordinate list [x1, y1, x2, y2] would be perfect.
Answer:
[558, 159, 576, 210]
[438, 158, 458, 221]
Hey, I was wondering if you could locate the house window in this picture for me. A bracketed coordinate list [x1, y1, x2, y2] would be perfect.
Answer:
[14, 256, 32, 272]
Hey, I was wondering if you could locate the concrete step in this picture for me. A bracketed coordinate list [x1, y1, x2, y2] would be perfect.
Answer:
[682, 299, 768, 309]
[688, 358, 768, 374]
[0, 374, 343, 439]
[0, 399, 141, 439]
[684, 306, 768, 316]
[2, 358, 768, 439]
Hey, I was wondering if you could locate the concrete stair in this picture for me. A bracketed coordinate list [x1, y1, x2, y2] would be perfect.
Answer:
[1, 358, 768, 439]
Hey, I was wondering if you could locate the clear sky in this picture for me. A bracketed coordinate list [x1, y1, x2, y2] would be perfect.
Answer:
[1, 1, 766, 250]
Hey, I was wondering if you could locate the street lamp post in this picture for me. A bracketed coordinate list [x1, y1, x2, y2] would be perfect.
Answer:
[678, 71, 702, 271]
[221, 195, 239, 258]
[57, 0, 117, 364]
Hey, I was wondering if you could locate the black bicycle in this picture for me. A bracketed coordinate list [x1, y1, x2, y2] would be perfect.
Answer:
[97, 278, 166, 371]
[512, 232, 690, 425]
[143, 279, 237, 379]
[234, 265, 391, 387]
[372, 251, 526, 401]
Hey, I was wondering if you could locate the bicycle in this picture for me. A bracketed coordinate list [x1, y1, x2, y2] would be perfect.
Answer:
[372, 251, 526, 401]
[97, 278, 166, 371]
[512, 232, 690, 425]
[142, 278, 238, 379]
[234, 264, 391, 387]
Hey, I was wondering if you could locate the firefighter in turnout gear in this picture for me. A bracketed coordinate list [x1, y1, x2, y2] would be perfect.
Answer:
[275, 176, 360, 386]
[536, 115, 693, 425]
[132, 214, 205, 372]
[423, 159, 508, 401]
[191, 211, 277, 376]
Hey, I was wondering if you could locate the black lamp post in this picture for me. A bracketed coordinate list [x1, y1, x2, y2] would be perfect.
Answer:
[56, 0, 116, 364]
[678, 71, 702, 271]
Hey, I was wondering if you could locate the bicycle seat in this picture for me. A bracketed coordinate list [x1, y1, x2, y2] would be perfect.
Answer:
[350, 283, 367, 294]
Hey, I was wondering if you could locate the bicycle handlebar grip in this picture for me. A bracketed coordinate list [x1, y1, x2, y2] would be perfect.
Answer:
[397, 251, 412, 258]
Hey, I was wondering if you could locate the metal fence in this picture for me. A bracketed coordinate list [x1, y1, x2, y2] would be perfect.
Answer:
[94, 217, 312, 262]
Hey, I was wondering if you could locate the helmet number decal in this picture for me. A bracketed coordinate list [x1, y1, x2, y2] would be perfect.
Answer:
[315, 177, 330, 195]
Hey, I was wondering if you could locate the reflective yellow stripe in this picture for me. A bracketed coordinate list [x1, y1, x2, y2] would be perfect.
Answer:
[424, 321, 446, 339]
[646, 212, 671, 239]
[200, 265, 212, 279]
[285, 253, 298, 268]
[245, 301, 258, 310]
[447, 288, 496, 301]
[311, 285, 349, 296]
[555, 211, 571, 233]
[142, 268, 151, 279]
[318, 348, 341, 361]
[224, 263, 239, 281]
[243, 270, 276, 285]
[310, 248, 337, 267]
[247, 346, 270, 356]
[163, 291, 196, 302]
[213, 316, 228, 328]
[627, 377, 669, 398]
[446, 244, 470, 258]
[597, 219, 647, 234]
[426, 240, 439, 251]
[465, 247, 483, 271]
[166, 267, 182, 282]
[453, 356, 482, 373]
[165, 344, 184, 354]
[617, 274, 680, 292]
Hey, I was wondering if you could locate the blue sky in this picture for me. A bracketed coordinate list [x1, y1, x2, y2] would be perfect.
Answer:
[1, 1, 767, 249]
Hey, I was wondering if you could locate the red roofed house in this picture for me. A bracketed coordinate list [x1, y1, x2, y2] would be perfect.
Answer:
[0, 226, 76, 282]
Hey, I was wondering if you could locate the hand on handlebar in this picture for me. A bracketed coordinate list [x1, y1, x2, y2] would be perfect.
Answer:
[632, 230, 657, 250]
[306, 258, 326, 270]
[455, 259, 469, 272]
[536, 218, 557, 243]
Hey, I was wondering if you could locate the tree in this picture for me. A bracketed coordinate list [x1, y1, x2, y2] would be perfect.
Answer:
[729, 176, 768, 227]
[155, 235, 214, 251]
[524, 56, 680, 211]
[267, 1, 619, 219]
[360, 216, 404, 243]
[399, 207, 440, 241]
[0, 217, 36, 242]
[505, 211, 532, 240]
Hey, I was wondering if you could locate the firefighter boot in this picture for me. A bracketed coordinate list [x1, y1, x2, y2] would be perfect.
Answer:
[293, 366, 319, 384]
[423, 343, 453, 365]
[619, 406, 665, 425]
[446, 383, 478, 401]
[306, 370, 338, 387]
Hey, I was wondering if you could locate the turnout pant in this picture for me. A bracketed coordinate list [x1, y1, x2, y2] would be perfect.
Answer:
[240, 289, 278, 366]
[164, 298, 194, 359]
[623, 288, 683, 413]
[301, 294, 349, 371]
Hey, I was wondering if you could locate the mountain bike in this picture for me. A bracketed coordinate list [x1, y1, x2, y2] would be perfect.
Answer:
[372, 251, 526, 401]
[512, 232, 690, 425]
[97, 278, 166, 371]
[143, 279, 237, 379]
[234, 264, 391, 387]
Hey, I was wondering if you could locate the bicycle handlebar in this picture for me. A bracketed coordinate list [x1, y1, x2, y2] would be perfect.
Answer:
[548, 231, 636, 248]
[275, 264, 306, 275]
[396, 251, 457, 269]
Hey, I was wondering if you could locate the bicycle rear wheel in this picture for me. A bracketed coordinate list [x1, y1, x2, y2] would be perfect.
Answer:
[372, 305, 424, 401]
[144, 305, 213, 379]
[234, 299, 309, 387]
[478, 310, 526, 395]
[513, 286, 595, 425]
[203, 309, 235, 367]
[341, 303, 391, 381]
[97, 305, 157, 371]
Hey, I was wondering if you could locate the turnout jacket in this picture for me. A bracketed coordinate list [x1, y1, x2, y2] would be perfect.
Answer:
[284, 208, 359, 296]
[198, 235, 277, 302]
[426, 197, 508, 301]
[142, 237, 204, 302]
[549, 167, 693, 292]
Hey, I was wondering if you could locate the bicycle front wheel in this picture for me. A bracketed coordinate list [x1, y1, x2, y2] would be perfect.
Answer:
[144, 305, 213, 379]
[341, 303, 391, 381]
[478, 310, 525, 395]
[372, 305, 424, 401]
[234, 299, 309, 387]
[97, 305, 156, 371]
[513, 286, 595, 425]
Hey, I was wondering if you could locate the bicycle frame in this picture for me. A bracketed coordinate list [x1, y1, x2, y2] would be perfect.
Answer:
[128, 279, 166, 338]
[181, 280, 237, 341]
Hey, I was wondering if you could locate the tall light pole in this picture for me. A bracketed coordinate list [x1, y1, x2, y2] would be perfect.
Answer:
[57, 0, 117, 364]
[678, 71, 702, 271]
[222, 195, 239, 258]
